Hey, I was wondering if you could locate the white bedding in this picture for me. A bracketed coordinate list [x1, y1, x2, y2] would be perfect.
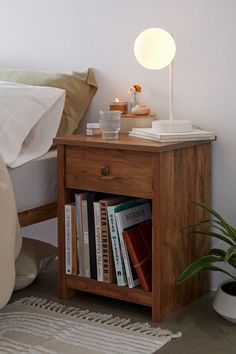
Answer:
[0, 153, 22, 309]
[0, 81, 65, 168]
[8, 149, 57, 212]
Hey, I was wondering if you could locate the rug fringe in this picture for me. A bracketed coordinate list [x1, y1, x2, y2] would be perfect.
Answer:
[15, 296, 182, 339]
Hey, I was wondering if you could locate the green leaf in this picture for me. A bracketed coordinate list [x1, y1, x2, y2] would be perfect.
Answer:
[209, 248, 226, 257]
[177, 201, 236, 286]
[224, 246, 236, 262]
[228, 257, 236, 268]
[181, 219, 211, 231]
[181, 218, 235, 243]
[192, 201, 227, 223]
[192, 202, 236, 240]
[177, 254, 222, 284]
[192, 202, 236, 236]
[211, 220, 236, 241]
[211, 221, 235, 239]
[190, 230, 235, 246]
[206, 266, 236, 281]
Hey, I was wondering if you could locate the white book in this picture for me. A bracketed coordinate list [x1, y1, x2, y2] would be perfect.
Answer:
[64, 204, 72, 275]
[93, 201, 103, 281]
[107, 204, 128, 286]
[129, 127, 216, 142]
[115, 202, 152, 288]
[81, 198, 90, 278]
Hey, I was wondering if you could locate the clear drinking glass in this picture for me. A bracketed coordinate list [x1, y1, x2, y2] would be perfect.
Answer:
[99, 110, 121, 139]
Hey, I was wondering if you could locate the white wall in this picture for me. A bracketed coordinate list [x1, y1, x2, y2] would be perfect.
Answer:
[1, 0, 236, 289]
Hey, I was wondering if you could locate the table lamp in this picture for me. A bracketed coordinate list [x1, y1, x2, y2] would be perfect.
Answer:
[134, 27, 192, 133]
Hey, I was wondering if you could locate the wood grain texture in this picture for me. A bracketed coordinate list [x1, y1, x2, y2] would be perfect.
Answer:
[57, 145, 75, 298]
[66, 276, 152, 306]
[152, 143, 211, 322]
[18, 202, 57, 227]
[54, 133, 212, 153]
[55, 134, 213, 322]
[66, 146, 152, 198]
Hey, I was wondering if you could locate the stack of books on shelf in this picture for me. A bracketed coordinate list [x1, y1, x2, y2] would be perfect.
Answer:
[64, 192, 152, 292]
[129, 127, 216, 142]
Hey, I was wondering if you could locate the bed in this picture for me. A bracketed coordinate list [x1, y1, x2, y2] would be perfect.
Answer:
[0, 67, 97, 228]
[8, 149, 57, 228]
[0, 67, 97, 309]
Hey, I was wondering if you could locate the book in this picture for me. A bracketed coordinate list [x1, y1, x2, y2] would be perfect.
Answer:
[115, 202, 152, 288]
[100, 196, 126, 283]
[93, 201, 103, 281]
[75, 192, 88, 277]
[87, 192, 104, 280]
[64, 203, 78, 275]
[81, 197, 90, 278]
[71, 204, 79, 275]
[65, 204, 72, 275]
[123, 220, 152, 292]
[129, 127, 216, 142]
[107, 198, 147, 286]
[107, 203, 127, 286]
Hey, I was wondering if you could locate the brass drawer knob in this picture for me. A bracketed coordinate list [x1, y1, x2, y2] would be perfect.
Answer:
[101, 166, 110, 176]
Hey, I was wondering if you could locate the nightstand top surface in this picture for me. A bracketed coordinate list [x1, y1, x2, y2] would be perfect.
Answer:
[54, 133, 212, 153]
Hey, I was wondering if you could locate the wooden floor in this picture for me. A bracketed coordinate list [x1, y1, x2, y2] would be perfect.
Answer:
[10, 260, 236, 354]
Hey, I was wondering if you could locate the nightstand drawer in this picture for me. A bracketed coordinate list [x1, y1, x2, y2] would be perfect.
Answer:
[66, 146, 153, 198]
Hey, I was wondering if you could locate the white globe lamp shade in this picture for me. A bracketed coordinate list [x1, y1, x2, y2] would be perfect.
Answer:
[134, 28, 176, 70]
[134, 27, 192, 133]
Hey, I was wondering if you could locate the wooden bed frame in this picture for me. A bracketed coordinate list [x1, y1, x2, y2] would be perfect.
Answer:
[18, 202, 57, 227]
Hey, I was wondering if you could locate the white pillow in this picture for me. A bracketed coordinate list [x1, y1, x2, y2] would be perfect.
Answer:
[0, 81, 65, 168]
[14, 237, 57, 291]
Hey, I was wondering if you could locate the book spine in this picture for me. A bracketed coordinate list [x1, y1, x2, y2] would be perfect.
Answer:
[100, 201, 109, 283]
[115, 213, 139, 288]
[75, 194, 85, 277]
[71, 204, 78, 275]
[93, 201, 103, 281]
[81, 199, 90, 278]
[100, 201, 115, 283]
[87, 193, 98, 280]
[64, 204, 72, 275]
[107, 206, 127, 286]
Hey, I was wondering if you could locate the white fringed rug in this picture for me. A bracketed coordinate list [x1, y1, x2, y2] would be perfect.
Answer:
[0, 297, 181, 354]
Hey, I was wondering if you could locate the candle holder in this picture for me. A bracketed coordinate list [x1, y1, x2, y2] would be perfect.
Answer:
[109, 99, 128, 114]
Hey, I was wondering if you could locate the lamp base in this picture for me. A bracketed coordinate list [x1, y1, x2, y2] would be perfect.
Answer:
[152, 119, 192, 133]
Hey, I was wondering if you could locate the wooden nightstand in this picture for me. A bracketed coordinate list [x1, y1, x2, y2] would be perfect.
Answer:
[54, 133, 212, 322]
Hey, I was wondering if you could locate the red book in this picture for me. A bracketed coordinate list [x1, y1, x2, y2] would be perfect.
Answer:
[123, 220, 152, 292]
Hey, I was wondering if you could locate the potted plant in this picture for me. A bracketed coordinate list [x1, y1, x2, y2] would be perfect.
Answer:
[177, 201, 236, 324]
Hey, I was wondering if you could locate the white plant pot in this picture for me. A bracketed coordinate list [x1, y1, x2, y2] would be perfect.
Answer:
[213, 280, 236, 324]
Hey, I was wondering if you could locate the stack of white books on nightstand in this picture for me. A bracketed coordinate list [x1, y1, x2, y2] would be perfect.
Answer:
[129, 127, 216, 142]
